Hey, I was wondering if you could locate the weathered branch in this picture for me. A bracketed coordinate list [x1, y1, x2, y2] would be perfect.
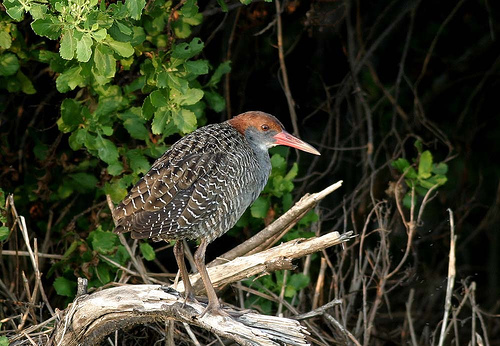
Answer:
[52, 285, 310, 346]
[180, 230, 354, 294]
[50, 230, 353, 345]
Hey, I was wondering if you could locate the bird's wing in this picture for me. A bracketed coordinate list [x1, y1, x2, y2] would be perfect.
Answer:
[114, 152, 225, 238]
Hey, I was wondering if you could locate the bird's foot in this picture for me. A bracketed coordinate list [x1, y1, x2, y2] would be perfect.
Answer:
[198, 301, 228, 318]
[182, 291, 199, 308]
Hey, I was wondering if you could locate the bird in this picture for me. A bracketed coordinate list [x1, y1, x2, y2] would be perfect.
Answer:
[113, 111, 320, 316]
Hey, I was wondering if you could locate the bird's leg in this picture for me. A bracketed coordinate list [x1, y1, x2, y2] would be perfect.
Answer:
[193, 238, 226, 317]
[173, 240, 196, 302]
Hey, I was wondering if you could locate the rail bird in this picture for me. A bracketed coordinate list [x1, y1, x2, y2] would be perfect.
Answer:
[114, 111, 320, 315]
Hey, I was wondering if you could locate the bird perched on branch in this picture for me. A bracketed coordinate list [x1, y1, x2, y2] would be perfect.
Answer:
[113, 111, 320, 316]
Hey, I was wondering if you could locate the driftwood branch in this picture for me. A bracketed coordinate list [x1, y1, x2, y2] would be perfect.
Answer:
[52, 285, 310, 346]
[50, 230, 353, 345]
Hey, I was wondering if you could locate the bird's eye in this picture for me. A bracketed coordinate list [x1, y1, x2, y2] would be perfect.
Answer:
[261, 124, 270, 131]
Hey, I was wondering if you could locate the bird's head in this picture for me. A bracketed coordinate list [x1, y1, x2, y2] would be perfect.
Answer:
[228, 111, 320, 155]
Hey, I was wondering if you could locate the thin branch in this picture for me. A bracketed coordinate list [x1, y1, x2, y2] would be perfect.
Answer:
[437, 209, 457, 346]
[275, 0, 299, 136]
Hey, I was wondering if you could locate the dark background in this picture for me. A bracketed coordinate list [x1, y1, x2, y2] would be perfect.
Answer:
[1, 0, 500, 344]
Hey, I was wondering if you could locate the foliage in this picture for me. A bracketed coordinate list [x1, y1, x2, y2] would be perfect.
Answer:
[0, 0, 233, 298]
[392, 141, 448, 209]
[48, 226, 131, 299]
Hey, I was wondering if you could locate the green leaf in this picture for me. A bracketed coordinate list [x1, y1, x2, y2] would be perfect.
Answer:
[172, 38, 204, 59]
[414, 140, 423, 154]
[289, 273, 310, 290]
[140, 242, 156, 261]
[150, 90, 169, 107]
[284, 162, 298, 181]
[126, 149, 150, 174]
[93, 44, 116, 82]
[298, 210, 319, 226]
[142, 95, 155, 120]
[96, 263, 111, 284]
[217, 0, 228, 12]
[282, 193, 293, 211]
[126, 0, 146, 20]
[59, 98, 83, 132]
[3, 0, 25, 21]
[95, 135, 119, 165]
[69, 172, 99, 192]
[251, 197, 270, 218]
[60, 29, 77, 60]
[16, 70, 36, 94]
[171, 88, 204, 106]
[121, 109, 149, 140]
[180, 0, 198, 17]
[92, 28, 107, 42]
[207, 61, 231, 87]
[0, 53, 20, 76]
[152, 107, 171, 135]
[116, 21, 132, 36]
[204, 90, 225, 112]
[403, 193, 415, 209]
[0, 32, 12, 49]
[90, 229, 118, 254]
[392, 158, 410, 173]
[29, 3, 47, 20]
[31, 17, 62, 40]
[418, 150, 433, 179]
[56, 65, 85, 92]
[173, 21, 193, 39]
[271, 154, 287, 175]
[172, 108, 197, 133]
[0, 335, 9, 346]
[104, 178, 129, 203]
[164, 72, 189, 92]
[76, 34, 93, 62]
[105, 37, 134, 57]
[0, 226, 10, 241]
[432, 162, 448, 175]
[68, 128, 87, 150]
[53, 277, 76, 297]
[184, 60, 209, 76]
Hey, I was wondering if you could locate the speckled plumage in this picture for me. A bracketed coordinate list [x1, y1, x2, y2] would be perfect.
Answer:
[113, 111, 320, 315]
[114, 120, 271, 243]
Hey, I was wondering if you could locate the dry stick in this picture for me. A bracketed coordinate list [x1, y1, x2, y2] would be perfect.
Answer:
[470, 281, 477, 346]
[312, 257, 327, 310]
[18, 271, 33, 330]
[274, 0, 299, 136]
[182, 322, 201, 346]
[323, 313, 362, 346]
[99, 255, 166, 285]
[1, 250, 63, 260]
[209, 181, 343, 267]
[415, 0, 466, 87]
[437, 208, 457, 346]
[224, 7, 241, 119]
[277, 270, 288, 316]
[405, 288, 418, 346]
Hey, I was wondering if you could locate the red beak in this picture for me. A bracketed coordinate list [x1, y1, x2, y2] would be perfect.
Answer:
[273, 131, 321, 155]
